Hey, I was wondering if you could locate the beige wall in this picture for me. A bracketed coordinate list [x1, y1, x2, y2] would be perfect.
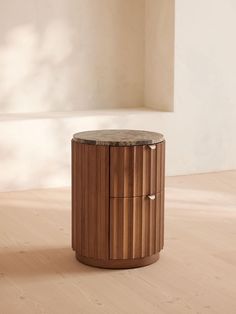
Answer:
[145, 0, 174, 111]
[0, 0, 175, 113]
[0, 0, 145, 113]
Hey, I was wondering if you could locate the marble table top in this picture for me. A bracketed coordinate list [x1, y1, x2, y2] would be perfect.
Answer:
[73, 129, 164, 146]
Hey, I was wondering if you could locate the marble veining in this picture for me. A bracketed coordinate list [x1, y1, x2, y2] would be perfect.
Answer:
[73, 129, 164, 146]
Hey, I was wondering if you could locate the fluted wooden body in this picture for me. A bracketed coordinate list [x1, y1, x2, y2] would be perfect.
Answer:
[72, 141, 109, 260]
[72, 139, 165, 268]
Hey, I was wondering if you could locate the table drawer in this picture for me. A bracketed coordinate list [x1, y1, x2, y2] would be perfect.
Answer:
[110, 141, 165, 197]
[110, 193, 164, 260]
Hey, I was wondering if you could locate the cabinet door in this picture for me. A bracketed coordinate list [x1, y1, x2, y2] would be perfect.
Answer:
[110, 194, 163, 259]
[110, 142, 165, 197]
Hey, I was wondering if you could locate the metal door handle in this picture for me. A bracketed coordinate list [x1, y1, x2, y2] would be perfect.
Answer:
[148, 144, 156, 150]
[147, 194, 156, 200]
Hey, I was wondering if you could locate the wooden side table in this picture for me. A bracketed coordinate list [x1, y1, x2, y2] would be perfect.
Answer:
[72, 130, 165, 268]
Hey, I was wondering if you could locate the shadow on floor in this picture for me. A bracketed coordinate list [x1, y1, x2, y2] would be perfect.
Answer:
[0, 247, 114, 278]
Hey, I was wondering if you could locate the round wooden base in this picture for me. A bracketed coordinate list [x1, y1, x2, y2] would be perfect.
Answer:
[76, 252, 160, 269]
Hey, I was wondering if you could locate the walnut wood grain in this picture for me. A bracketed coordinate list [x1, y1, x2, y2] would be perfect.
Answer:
[72, 137, 165, 268]
[110, 193, 163, 260]
[71, 140, 109, 260]
[110, 141, 165, 197]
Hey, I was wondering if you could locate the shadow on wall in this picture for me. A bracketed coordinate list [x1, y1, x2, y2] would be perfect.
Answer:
[0, 20, 77, 113]
[0, 1, 145, 114]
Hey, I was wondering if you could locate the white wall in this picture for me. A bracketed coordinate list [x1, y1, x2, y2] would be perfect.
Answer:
[0, 0, 144, 113]
[0, 0, 236, 191]
[173, 0, 236, 171]
[0, 0, 174, 113]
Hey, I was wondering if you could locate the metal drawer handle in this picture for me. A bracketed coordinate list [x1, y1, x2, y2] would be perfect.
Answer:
[148, 144, 156, 150]
[147, 194, 156, 200]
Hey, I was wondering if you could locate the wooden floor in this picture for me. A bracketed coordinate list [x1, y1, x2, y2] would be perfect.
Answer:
[0, 171, 236, 314]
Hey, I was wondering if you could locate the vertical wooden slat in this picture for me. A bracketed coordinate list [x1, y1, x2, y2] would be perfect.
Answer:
[146, 146, 151, 198]
[156, 195, 161, 252]
[72, 140, 82, 252]
[101, 145, 109, 258]
[131, 198, 136, 258]
[123, 147, 128, 197]
[145, 198, 150, 256]
[155, 143, 162, 193]
[150, 146, 157, 195]
[110, 197, 117, 259]
[160, 141, 165, 249]
[149, 198, 154, 255]
[123, 198, 128, 259]
[88, 145, 95, 258]
[71, 140, 76, 250]
[77, 142, 82, 252]
[82, 144, 87, 256]
[135, 146, 142, 194]
[160, 141, 165, 191]
[142, 146, 146, 196]
[135, 199, 142, 258]
[160, 192, 165, 249]
[118, 199, 124, 259]
[96, 145, 101, 258]
[141, 197, 146, 257]
[131, 147, 136, 197]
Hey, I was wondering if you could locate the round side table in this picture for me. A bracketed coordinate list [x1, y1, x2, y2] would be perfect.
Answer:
[72, 130, 165, 268]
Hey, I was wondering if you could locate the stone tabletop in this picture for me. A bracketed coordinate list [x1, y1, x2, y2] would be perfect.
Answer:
[73, 129, 164, 146]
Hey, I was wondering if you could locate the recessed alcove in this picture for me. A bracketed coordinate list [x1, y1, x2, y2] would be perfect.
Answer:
[0, 0, 174, 114]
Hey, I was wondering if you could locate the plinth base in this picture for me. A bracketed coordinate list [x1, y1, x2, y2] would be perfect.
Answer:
[76, 252, 160, 269]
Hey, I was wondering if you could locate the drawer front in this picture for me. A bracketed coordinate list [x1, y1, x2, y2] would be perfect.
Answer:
[110, 141, 165, 197]
[110, 193, 164, 260]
